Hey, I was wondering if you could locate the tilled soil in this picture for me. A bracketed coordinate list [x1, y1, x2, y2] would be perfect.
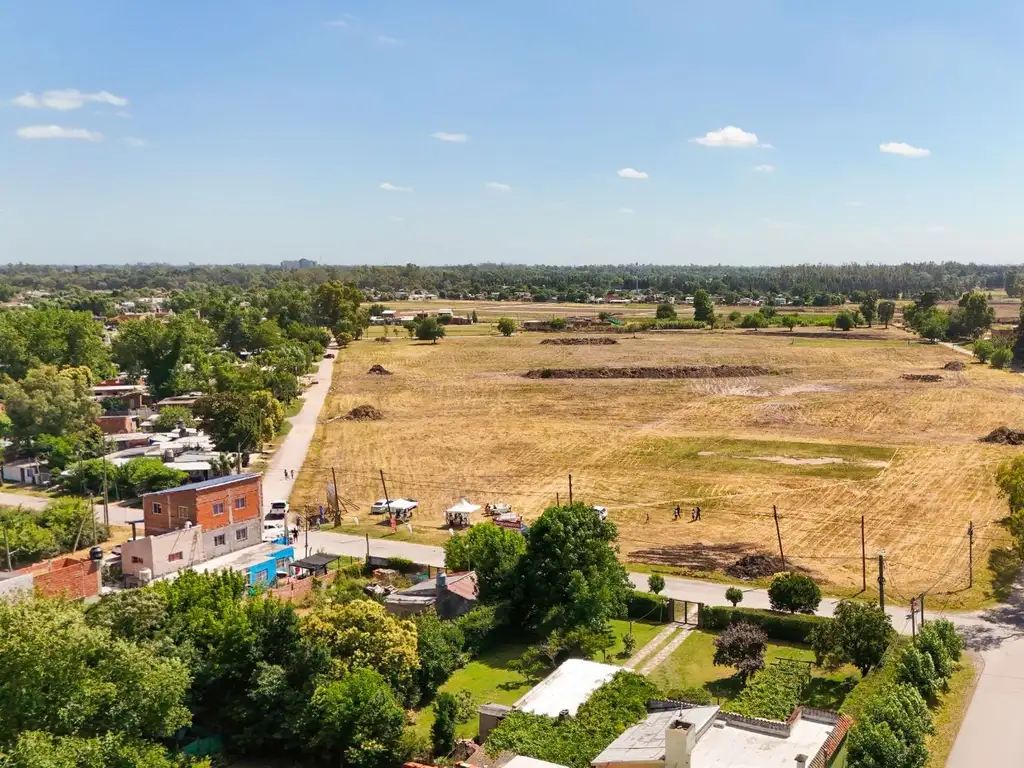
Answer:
[539, 337, 619, 346]
[523, 364, 772, 379]
[725, 554, 789, 580]
[901, 373, 944, 382]
[367, 364, 392, 375]
[981, 426, 1024, 445]
[942, 360, 966, 371]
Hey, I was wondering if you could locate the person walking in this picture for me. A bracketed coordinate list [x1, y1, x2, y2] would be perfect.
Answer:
[645, 511, 650, 524]
[694, 506, 702, 521]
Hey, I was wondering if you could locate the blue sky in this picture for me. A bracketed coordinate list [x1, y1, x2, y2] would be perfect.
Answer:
[3, 0, 1024, 265]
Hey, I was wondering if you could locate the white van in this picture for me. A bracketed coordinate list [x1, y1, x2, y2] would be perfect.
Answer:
[262, 519, 287, 543]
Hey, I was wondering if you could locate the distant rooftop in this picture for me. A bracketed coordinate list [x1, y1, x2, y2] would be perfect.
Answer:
[141, 472, 260, 496]
[513, 658, 619, 718]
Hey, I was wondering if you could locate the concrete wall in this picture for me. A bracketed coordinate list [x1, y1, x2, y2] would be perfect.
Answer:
[0, 572, 35, 600]
[203, 518, 260, 559]
[122, 526, 204, 580]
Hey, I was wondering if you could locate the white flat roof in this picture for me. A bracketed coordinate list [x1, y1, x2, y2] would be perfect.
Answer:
[514, 658, 619, 718]
[505, 756, 570, 768]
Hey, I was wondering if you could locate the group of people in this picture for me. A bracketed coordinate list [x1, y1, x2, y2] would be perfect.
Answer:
[671, 505, 701, 521]
[283, 469, 295, 479]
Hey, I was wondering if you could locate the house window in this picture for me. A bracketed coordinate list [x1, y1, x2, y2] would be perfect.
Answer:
[168, 552, 183, 562]
[275, 557, 290, 570]
[254, 570, 268, 584]
[214, 534, 226, 546]
[235, 528, 248, 542]
[131, 556, 144, 564]
[212, 502, 225, 516]
[177, 506, 189, 518]
[151, 502, 162, 515]
[233, 497, 247, 510]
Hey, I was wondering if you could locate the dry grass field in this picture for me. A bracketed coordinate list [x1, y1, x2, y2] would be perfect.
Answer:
[293, 312, 1022, 608]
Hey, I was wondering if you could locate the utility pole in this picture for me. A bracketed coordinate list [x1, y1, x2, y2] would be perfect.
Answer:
[304, 505, 310, 558]
[910, 597, 917, 639]
[331, 467, 341, 524]
[919, 594, 925, 625]
[568, 474, 573, 505]
[860, 515, 866, 591]
[773, 505, 786, 569]
[556, 492, 560, 506]
[379, 469, 393, 519]
[365, 532, 370, 561]
[877, 551, 886, 612]
[102, 456, 110, 530]
[968, 521, 974, 589]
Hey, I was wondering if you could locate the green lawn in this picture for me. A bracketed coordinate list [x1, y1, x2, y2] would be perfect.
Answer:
[925, 654, 981, 768]
[413, 643, 532, 741]
[648, 630, 859, 711]
[602, 618, 665, 665]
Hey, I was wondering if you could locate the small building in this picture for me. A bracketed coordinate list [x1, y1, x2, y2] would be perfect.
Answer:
[155, 394, 201, 411]
[384, 570, 478, 619]
[1, 459, 48, 486]
[591, 701, 851, 768]
[142, 473, 262, 536]
[93, 383, 149, 411]
[97, 414, 137, 435]
[121, 518, 262, 585]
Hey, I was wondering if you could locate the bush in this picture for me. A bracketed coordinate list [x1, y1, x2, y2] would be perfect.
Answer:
[621, 632, 636, 656]
[991, 346, 1012, 369]
[929, 619, 964, 662]
[916, 622, 954, 680]
[699, 605, 829, 644]
[973, 339, 995, 363]
[767, 572, 821, 614]
[431, 692, 458, 757]
[726, 662, 810, 720]
[647, 574, 665, 595]
[456, 604, 505, 655]
[846, 683, 932, 768]
[655, 303, 677, 320]
[834, 311, 854, 331]
[664, 685, 712, 705]
[627, 590, 669, 623]
[497, 317, 516, 337]
[895, 644, 940, 700]
[725, 587, 743, 607]
[740, 313, 768, 330]
[713, 622, 767, 679]
[387, 557, 415, 573]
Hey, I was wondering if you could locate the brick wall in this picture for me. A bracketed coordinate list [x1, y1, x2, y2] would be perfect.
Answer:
[195, 478, 261, 530]
[24, 557, 101, 600]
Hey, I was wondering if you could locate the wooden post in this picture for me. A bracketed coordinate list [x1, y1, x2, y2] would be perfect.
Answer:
[379, 469, 393, 520]
[968, 521, 974, 589]
[568, 474, 573, 505]
[331, 467, 341, 524]
[878, 552, 886, 612]
[861, 515, 866, 591]
[773, 505, 786, 569]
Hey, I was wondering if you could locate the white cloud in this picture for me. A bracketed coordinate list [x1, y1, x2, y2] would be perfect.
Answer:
[617, 167, 649, 180]
[691, 126, 766, 148]
[754, 164, 776, 172]
[846, 201, 866, 207]
[486, 181, 511, 192]
[12, 89, 127, 111]
[879, 142, 930, 158]
[379, 182, 412, 192]
[432, 131, 468, 143]
[617, 207, 635, 214]
[125, 137, 147, 147]
[16, 125, 103, 141]
[376, 35, 401, 45]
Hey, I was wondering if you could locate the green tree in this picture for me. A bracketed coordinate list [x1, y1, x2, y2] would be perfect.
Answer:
[305, 669, 407, 768]
[301, 599, 419, 700]
[693, 290, 715, 324]
[0, 307, 111, 381]
[549, 317, 568, 331]
[313, 281, 366, 330]
[194, 391, 283, 452]
[878, 300, 896, 329]
[431, 692, 458, 757]
[740, 313, 768, 330]
[0, 365, 101, 448]
[811, 600, 893, 675]
[847, 683, 932, 768]
[413, 610, 466, 703]
[767, 572, 821, 614]
[497, 317, 517, 336]
[3, 731, 192, 768]
[713, 622, 767, 680]
[647, 573, 665, 595]
[781, 315, 798, 331]
[956, 291, 996, 338]
[416, 317, 446, 344]
[112, 313, 215, 399]
[655, 303, 677, 320]
[916, 622, 954, 680]
[990, 345, 1012, 369]
[725, 587, 744, 607]
[973, 339, 995, 363]
[834, 311, 854, 331]
[443, 523, 526, 602]
[0, 508, 57, 568]
[120, 458, 189, 496]
[153, 406, 196, 431]
[860, 291, 879, 326]
[86, 589, 169, 642]
[514, 503, 632, 630]
[895, 644, 939, 699]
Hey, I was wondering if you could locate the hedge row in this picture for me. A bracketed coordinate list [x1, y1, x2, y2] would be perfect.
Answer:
[726, 661, 811, 720]
[699, 605, 830, 644]
[627, 591, 670, 623]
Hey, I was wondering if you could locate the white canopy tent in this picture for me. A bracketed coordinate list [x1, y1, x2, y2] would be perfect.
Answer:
[445, 498, 481, 527]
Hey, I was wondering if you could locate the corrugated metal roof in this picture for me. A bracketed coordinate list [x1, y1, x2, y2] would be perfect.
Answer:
[141, 472, 261, 496]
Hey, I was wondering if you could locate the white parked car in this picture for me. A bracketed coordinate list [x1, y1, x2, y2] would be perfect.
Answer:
[267, 500, 289, 519]
[370, 498, 419, 516]
[592, 505, 608, 521]
[262, 520, 287, 542]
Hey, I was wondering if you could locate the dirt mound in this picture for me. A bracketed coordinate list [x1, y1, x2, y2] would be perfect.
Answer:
[901, 373, 944, 382]
[344, 405, 384, 421]
[374, 337, 391, 344]
[981, 426, 1024, 445]
[725, 554, 788, 580]
[524, 365, 772, 380]
[540, 337, 619, 346]
[942, 360, 966, 371]
[367, 364, 392, 375]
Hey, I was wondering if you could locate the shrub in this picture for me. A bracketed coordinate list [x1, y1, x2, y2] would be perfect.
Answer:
[991, 346, 1012, 369]
[713, 622, 767, 679]
[929, 619, 964, 662]
[627, 591, 669, 623]
[387, 557, 415, 573]
[740, 313, 768, 330]
[456, 604, 505, 655]
[767, 572, 821, 614]
[725, 587, 743, 607]
[497, 317, 516, 337]
[664, 685, 712, 705]
[811, 599, 893, 675]
[699, 605, 828, 644]
[431, 692, 458, 757]
[726, 662, 810, 720]
[973, 339, 995, 363]
[647, 574, 665, 595]
[834, 311, 854, 331]
[895, 644, 940, 700]
[621, 632, 636, 656]
[916, 622, 953, 680]
[728, 311, 742, 322]
[655, 303, 677, 320]
[549, 318, 568, 331]
[846, 683, 932, 768]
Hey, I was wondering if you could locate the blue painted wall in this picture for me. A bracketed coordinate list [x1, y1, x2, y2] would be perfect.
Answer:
[247, 546, 294, 586]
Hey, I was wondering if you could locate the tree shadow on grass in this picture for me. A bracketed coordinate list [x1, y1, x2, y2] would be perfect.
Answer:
[706, 674, 746, 702]
[988, 547, 1021, 602]
[802, 675, 858, 711]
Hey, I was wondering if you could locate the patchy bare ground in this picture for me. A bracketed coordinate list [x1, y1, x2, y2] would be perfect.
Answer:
[524, 365, 773, 379]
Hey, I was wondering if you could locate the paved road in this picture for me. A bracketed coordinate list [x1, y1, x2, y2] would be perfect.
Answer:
[262, 350, 337, 513]
[0, 489, 142, 527]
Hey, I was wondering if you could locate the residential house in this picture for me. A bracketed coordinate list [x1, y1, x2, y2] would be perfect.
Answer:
[384, 570, 479, 619]
[1, 459, 48, 486]
[154, 394, 202, 411]
[120, 518, 263, 585]
[142, 473, 262, 535]
[478, 658, 619, 742]
[96, 414, 137, 435]
[591, 700, 851, 768]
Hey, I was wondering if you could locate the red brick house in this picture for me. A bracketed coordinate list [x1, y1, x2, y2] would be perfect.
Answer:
[143, 473, 263, 535]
